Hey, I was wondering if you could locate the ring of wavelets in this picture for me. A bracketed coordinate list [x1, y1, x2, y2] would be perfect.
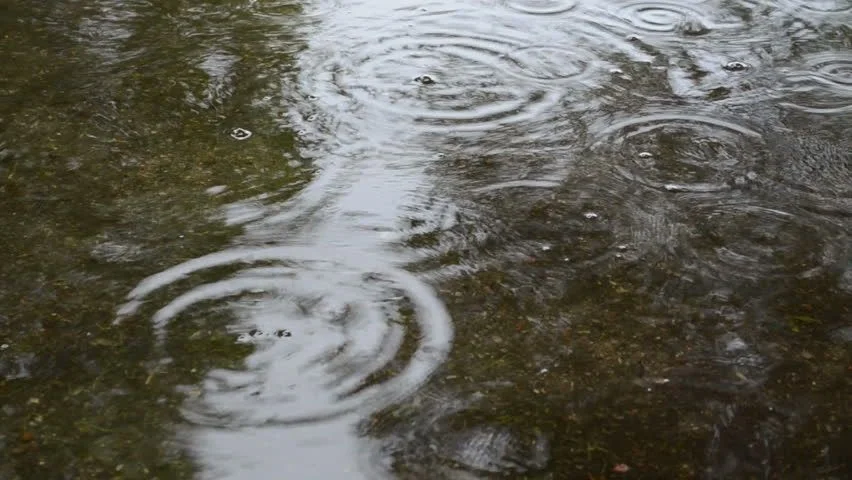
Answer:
[345, 39, 559, 131]
[319, 22, 567, 133]
[503, 45, 598, 83]
[614, 0, 712, 33]
[298, 8, 646, 133]
[471, 174, 651, 271]
[781, 53, 852, 114]
[757, 133, 852, 214]
[796, 53, 852, 87]
[590, 110, 763, 192]
[778, 0, 852, 14]
[116, 246, 453, 425]
[686, 198, 847, 281]
[504, 0, 578, 15]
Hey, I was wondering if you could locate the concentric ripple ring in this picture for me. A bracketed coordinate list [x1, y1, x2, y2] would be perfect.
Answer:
[504, 0, 578, 15]
[116, 246, 453, 425]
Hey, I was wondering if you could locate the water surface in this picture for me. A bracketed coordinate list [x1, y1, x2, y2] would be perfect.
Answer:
[1, 0, 850, 479]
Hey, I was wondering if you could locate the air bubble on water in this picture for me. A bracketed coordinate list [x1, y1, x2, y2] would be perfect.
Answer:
[230, 127, 253, 140]
[723, 61, 749, 72]
[678, 19, 710, 36]
[414, 75, 436, 85]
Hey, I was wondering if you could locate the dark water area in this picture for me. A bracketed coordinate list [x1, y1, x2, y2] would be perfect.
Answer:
[1, 0, 850, 479]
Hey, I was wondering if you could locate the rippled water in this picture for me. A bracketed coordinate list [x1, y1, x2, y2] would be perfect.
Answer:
[1, 0, 849, 479]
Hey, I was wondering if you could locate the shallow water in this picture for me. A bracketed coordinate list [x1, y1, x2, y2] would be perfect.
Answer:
[1, 0, 850, 479]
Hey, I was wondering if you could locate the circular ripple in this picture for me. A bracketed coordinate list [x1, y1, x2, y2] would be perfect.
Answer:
[759, 131, 852, 214]
[504, 0, 578, 15]
[687, 198, 848, 282]
[781, 53, 852, 114]
[116, 246, 453, 425]
[614, 0, 713, 34]
[504, 45, 597, 82]
[333, 32, 560, 132]
[778, 0, 852, 15]
[662, 43, 784, 107]
[590, 110, 764, 193]
[297, 7, 621, 135]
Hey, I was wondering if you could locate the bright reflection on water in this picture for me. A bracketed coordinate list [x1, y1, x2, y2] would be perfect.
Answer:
[90, 0, 851, 478]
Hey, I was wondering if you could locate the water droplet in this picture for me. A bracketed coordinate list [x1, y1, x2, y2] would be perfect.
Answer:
[230, 127, 252, 140]
[723, 61, 749, 72]
[678, 19, 710, 36]
[414, 75, 436, 85]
